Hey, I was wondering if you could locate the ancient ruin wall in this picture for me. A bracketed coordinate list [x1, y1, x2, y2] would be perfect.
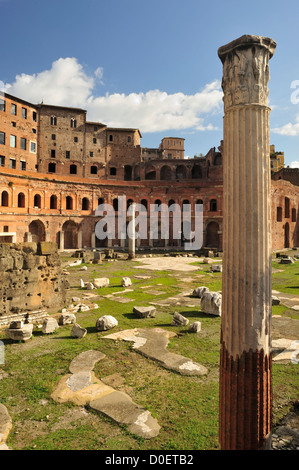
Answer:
[0, 241, 68, 317]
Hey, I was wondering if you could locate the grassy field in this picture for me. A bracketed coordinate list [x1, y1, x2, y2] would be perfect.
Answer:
[0, 251, 298, 450]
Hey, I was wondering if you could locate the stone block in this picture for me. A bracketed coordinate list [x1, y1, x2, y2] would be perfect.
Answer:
[93, 278, 109, 288]
[121, 277, 132, 287]
[58, 313, 76, 325]
[42, 317, 59, 334]
[171, 311, 189, 326]
[188, 321, 201, 333]
[38, 242, 57, 255]
[6, 323, 33, 342]
[133, 306, 156, 318]
[192, 286, 210, 298]
[71, 323, 87, 338]
[96, 315, 118, 331]
[201, 291, 222, 316]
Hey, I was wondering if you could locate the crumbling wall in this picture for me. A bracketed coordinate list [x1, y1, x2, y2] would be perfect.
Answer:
[0, 241, 68, 317]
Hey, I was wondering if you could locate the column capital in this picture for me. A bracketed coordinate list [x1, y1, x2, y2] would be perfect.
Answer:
[218, 35, 276, 110]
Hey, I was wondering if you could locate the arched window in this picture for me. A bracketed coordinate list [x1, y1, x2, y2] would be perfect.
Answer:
[124, 165, 132, 181]
[154, 199, 161, 211]
[66, 196, 73, 210]
[113, 198, 119, 211]
[50, 195, 57, 210]
[34, 194, 41, 208]
[50, 115, 57, 126]
[160, 165, 172, 181]
[210, 199, 217, 212]
[90, 165, 97, 175]
[168, 199, 175, 208]
[18, 192, 25, 208]
[98, 197, 104, 206]
[176, 165, 186, 180]
[110, 167, 117, 176]
[192, 165, 202, 179]
[70, 118, 77, 128]
[127, 198, 134, 209]
[141, 199, 148, 210]
[292, 208, 296, 222]
[277, 206, 282, 222]
[70, 164, 77, 175]
[48, 162, 56, 173]
[1, 191, 9, 207]
[285, 197, 290, 218]
[82, 197, 89, 211]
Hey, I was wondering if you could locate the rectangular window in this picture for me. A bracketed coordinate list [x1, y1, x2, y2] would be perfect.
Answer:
[74, 137, 78, 143]
[65, 150, 70, 159]
[90, 151, 93, 157]
[0, 99, 5, 112]
[0, 132, 5, 145]
[22, 107, 27, 119]
[20, 160, 26, 170]
[10, 135, 16, 148]
[32, 111, 37, 122]
[32, 128, 37, 134]
[51, 149, 56, 158]
[51, 134, 56, 140]
[30, 141, 36, 153]
[20, 137, 27, 150]
[11, 121, 16, 127]
[11, 103, 17, 115]
[9, 158, 16, 169]
[93, 138, 97, 144]
[0, 156, 5, 167]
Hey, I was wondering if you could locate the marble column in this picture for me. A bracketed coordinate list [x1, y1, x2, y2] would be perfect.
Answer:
[218, 35, 276, 450]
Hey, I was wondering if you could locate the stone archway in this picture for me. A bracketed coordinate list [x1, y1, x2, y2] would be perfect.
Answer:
[62, 220, 78, 249]
[29, 220, 46, 243]
[206, 221, 219, 248]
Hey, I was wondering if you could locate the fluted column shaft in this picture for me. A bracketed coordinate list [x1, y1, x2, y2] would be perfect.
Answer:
[218, 35, 276, 450]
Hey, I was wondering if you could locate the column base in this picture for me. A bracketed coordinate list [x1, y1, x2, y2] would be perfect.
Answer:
[219, 341, 272, 450]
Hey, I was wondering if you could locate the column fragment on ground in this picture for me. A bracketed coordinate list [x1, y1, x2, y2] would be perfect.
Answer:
[218, 35, 276, 450]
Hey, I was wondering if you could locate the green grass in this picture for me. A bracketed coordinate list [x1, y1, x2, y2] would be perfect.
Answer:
[0, 251, 298, 450]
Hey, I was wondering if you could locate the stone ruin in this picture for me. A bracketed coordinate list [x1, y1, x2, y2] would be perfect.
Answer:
[0, 241, 68, 324]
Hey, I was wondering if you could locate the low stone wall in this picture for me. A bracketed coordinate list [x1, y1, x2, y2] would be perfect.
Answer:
[0, 241, 68, 317]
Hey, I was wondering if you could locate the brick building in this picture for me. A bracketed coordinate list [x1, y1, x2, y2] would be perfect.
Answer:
[0, 93, 298, 251]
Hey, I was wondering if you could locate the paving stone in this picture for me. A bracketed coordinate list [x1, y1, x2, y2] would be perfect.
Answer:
[69, 350, 106, 373]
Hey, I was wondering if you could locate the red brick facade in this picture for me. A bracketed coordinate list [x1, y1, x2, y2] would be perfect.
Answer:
[0, 93, 298, 251]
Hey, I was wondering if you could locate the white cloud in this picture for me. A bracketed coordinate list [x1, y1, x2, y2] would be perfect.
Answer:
[289, 161, 299, 168]
[4, 57, 223, 133]
[272, 115, 299, 136]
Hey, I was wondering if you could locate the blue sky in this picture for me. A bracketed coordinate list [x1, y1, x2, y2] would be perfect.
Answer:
[1, 0, 299, 166]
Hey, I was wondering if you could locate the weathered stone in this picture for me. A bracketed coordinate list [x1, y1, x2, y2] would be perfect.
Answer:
[6, 323, 33, 342]
[188, 321, 202, 333]
[80, 266, 88, 271]
[133, 306, 156, 318]
[121, 277, 132, 287]
[171, 311, 189, 326]
[210, 264, 222, 272]
[71, 323, 87, 338]
[58, 313, 76, 325]
[42, 317, 59, 334]
[0, 404, 12, 446]
[96, 315, 118, 331]
[93, 278, 109, 288]
[69, 350, 106, 374]
[86, 282, 95, 290]
[72, 297, 81, 303]
[203, 257, 213, 264]
[201, 291, 222, 316]
[38, 241, 57, 255]
[279, 257, 294, 264]
[192, 286, 210, 298]
[272, 296, 281, 306]
[80, 279, 85, 288]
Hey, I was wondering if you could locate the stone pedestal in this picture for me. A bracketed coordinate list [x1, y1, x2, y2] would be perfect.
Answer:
[218, 35, 276, 450]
